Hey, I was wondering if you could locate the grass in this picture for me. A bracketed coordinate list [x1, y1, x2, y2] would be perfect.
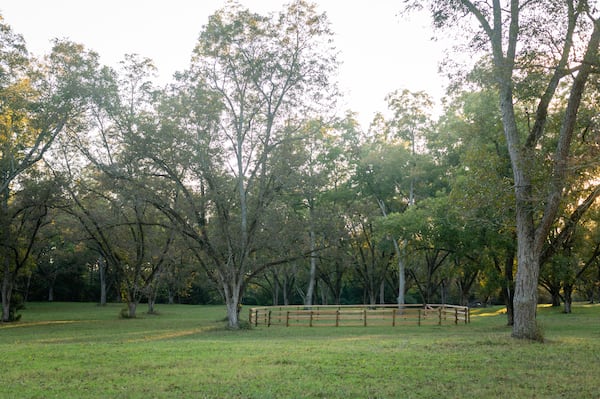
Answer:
[1, 302, 599, 398]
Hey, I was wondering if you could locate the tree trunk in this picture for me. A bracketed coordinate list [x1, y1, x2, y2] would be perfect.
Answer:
[503, 250, 515, 326]
[127, 301, 137, 318]
[24, 273, 32, 303]
[225, 294, 240, 329]
[223, 280, 243, 329]
[499, 64, 541, 339]
[272, 276, 280, 306]
[48, 285, 54, 302]
[444, 279, 450, 304]
[1, 268, 12, 322]
[377, 200, 406, 307]
[147, 296, 156, 314]
[320, 284, 328, 305]
[368, 286, 376, 306]
[551, 290, 561, 307]
[512, 231, 541, 340]
[563, 283, 573, 314]
[99, 257, 107, 306]
[395, 241, 406, 307]
[282, 274, 290, 306]
[305, 229, 317, 307]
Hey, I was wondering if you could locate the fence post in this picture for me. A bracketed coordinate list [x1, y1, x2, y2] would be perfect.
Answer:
[286, 311, 290, 327]
[438, 307, 442, 325]
[392, 309, 396, 327]
[418, 309, 421, 326]
[254, 309, 259, 327]
[267, 310, 272, 327]
[363, 309, 367, 327]
[335, 310, 340, 327]
[455, 308, 458, 324]
[309, 310, 314, 327]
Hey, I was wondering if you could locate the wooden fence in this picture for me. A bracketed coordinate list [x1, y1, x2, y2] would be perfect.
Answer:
[248, 304, 470, 327]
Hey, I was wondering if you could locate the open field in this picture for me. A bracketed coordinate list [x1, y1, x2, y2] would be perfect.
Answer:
[1, 302, 599, 398]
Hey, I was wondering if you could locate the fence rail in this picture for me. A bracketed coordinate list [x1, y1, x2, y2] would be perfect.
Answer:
[248, 304, 470, 327]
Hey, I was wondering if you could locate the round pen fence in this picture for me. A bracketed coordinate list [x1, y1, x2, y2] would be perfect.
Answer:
[248, 304, 470, 327]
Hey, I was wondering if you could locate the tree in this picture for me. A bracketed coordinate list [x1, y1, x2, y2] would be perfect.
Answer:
[147, 1, 338, 328]
[0, 174, 56, 320]
[32, 208, 95, 302]
[382, 89, 434, 306]
[1, 15, 101, 320]
[51, 52, 181, 318]
[409, 0, 600, 340]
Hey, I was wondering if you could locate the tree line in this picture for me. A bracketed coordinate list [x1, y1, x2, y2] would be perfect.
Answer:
[1, 1, 599, 337]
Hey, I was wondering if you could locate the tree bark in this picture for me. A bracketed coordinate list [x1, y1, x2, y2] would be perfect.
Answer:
[377, 199, 406, 306]
[511, 239, 540, 339]
[395, 241, 406, 307]
[147, 296, 156, 314]
[283, 274, 290, 306]
[1, 264, 13, 322]
[305, 229, 317, 307]
[99, 257, 107, 306]
[127, 301, 137, 318]
[503, 250, 515, 326]
[225, 287, 241, 329]
[563, 283, 573, 314]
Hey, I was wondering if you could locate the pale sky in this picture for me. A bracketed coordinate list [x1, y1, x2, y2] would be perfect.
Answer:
[0, 0, 446, 128]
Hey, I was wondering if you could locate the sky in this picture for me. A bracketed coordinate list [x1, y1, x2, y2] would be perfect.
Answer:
[0, 0, 447, 129]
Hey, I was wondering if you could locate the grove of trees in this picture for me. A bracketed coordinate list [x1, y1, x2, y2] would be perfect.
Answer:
[1, 1, 599, 338]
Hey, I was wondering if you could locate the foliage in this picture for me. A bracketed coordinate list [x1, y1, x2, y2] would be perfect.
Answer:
[405, 0, 600, 341]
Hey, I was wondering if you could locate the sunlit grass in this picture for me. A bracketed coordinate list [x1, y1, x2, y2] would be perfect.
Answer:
[1, 302, 599, 398]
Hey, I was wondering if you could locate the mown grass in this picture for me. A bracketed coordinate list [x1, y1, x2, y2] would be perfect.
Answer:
[1, 302, 599, 398]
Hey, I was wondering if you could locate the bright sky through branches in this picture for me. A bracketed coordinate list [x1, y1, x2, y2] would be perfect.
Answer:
[1, 0, 446, 128]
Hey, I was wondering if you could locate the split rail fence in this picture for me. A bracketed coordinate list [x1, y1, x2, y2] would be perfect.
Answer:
[248, 304, 470, 327]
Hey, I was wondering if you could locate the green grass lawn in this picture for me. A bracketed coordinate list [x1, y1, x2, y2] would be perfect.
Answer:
[1, 302, 599, 398]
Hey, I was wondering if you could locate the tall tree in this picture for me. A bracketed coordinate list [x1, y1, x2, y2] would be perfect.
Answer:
[148, 1, 338, 328]
[408, 0, 600, 340]
[383, 89, 434, 306]
[1, 15, 101, 321]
